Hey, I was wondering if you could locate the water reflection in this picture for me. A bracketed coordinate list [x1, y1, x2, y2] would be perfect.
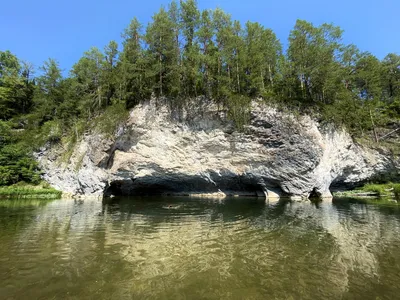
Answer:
[1, 197, 400, 299]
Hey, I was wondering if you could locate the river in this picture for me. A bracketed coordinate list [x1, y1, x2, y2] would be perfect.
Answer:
[1, 196, 400, 299]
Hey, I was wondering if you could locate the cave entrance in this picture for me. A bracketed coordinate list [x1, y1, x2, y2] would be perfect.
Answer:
[103, 175, 273, 198]
[104, 179, 178, 197]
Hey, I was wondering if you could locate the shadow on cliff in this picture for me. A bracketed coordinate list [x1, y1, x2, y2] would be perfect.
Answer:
[103, 172, 286, 198]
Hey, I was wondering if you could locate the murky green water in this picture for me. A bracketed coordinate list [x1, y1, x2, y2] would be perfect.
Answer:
[1, 197, 400, 299]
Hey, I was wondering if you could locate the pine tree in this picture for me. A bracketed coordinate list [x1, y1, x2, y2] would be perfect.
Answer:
[180, 0, 200, 97]
[244, 22, 265, 96]
[212, 8, 232, 101]
[167, 1, 182, 98]
[229, 20, 245, 94]
[145, 7, 177, 98]
[197, 9, 215, 97]
[35, 58, 64, 121]
[118, 18, 151, 107]
[103, 41, 118, 105]
[71, 48, 105, 114]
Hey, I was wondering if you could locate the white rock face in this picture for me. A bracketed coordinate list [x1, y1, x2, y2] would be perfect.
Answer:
[37, 99, 398, 199]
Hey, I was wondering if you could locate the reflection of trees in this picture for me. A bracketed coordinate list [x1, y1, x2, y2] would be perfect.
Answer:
[3, 197, 400, 299]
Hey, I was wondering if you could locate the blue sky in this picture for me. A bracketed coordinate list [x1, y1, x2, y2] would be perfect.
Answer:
[1, 0, 399, 75]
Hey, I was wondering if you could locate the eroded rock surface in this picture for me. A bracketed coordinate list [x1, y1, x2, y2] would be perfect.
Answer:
[36, 99, 399, 199]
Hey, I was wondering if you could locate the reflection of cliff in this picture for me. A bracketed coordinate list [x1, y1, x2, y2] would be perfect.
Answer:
[9, 198, 400, 299]
[284, 200, 400, 299]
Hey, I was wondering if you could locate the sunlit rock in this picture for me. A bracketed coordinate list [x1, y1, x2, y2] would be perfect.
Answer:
[36, 98, 398, 198]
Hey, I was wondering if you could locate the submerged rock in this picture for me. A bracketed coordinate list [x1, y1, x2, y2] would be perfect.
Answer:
[36, 99, 399, 200]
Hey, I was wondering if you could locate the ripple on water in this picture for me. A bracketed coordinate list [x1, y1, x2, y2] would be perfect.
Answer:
[1, 197, 400, 299]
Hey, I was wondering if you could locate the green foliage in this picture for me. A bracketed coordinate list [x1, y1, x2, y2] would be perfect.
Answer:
[226, 95, 251, 131]
[118, 18, 152, 108]
[336, 183, 400, 199]
[40, 120, 62, 143]
[0, 183, 61, 199]
[393, 184, 400, 199]
[359, 183, 400, 198]
[59, 118, 88, 164]
[362, 184, 389, 196]
[244, 21, 281, 97]
[0, 143, 41, 186]
[287, 20, 345, 109]
[0, 51, 35, 120]
[92, 102, 129, 136]
[0, 121, 41, 186]
[145, 7, 180, 97]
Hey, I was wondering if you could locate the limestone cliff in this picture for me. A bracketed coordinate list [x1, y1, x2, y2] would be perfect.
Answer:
[36, 99, 399, 199]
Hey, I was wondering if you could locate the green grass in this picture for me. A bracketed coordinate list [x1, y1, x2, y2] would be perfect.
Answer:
[59, 119, 89, 165]
[0, 182, 62, 199]
[362, 183, 390, 196]
[335, 183, 400, 199]
[393, 184, 400, 198]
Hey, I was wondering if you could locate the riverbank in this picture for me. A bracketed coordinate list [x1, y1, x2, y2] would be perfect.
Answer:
[334, 183, 400, 198]
[0, 183, 62, 199]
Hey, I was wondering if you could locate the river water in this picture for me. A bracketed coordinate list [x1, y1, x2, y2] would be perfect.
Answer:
[1, 196, 400, 299]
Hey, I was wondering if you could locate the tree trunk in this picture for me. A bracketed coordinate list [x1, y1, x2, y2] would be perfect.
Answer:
[260, 68, 265, 91]
[236, 59, 240, 93]
[97, 86, 101, 108]
[370, 109, 379, 143]
[380, 127, 400, 140]
[268, 64, 273, 87]
[159, 35, 163, 97]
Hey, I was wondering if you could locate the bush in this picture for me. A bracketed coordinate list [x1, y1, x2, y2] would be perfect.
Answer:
[393, 184, 400, 199]
[0, 121, 42, 186]
[40, 120, 62, 143]
[225, 95, 251, 131]
[0, 184, 62, 199]
[92, 103, 129, 136]
[362, 184, 389, 196]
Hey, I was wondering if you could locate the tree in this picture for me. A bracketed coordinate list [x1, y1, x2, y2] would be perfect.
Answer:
[145, 7, 177, 98]
[354, 53, 382, 100]
[287, 20, 343, 105]
[34, 58, 64, 122]
[197, 9, 215, 97]
[167, 0, 182, 98]
[180, 0, 200, 96]
[228, 20, 245, 94]
[0, 120, 40, 185]
[244, 22, 266, 96]
[0, 51, 35, 120]
[118, 18, 151, 107]
[103, 40, 119, 105]
[71, 47, 105, 114]
[382, 53, 400, 100]
[212, 8, 232, 101]
[381, 53, 400, 119]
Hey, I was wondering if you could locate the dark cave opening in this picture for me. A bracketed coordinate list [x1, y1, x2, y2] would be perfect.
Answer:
[103, 174, 277, 198]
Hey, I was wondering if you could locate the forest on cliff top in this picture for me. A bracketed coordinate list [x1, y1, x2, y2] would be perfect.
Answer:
[1, 0, 399, 186]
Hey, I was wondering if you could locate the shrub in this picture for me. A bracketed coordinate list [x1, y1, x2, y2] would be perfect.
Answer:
[92, 103, 129, 136]
[393, 184, 400, 199]
[225, 95, 251, 131]
[362, 184, 388, 196]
